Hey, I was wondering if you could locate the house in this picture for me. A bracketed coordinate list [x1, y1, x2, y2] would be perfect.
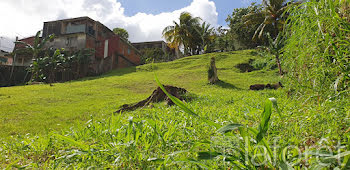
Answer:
[0, 50, 12, 65]
[42, 16, 141, 75]
[0, 49, 29, 87]
[12, 36, 36, 66]
[13, 16, 141, 75]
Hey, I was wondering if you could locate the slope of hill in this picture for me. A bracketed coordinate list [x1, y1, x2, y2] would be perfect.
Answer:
[0, 50, 348, 168]
[0, 50, 277, 137]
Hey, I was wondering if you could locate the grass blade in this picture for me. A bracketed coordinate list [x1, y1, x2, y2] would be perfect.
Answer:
[218, 123, 242, 134]
[256, 98, 273, 143]
[52, 133, 89, 151]
[154, 73, 220, 129]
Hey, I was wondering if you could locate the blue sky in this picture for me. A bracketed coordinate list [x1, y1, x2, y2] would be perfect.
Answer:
[118, 0, 257, 26]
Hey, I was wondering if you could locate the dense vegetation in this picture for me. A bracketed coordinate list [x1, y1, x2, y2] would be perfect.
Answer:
[1, 0, 350, 169]
[14, 31, 93, 83]
[113, 27, 129, 41]
[283, 0, 350, 98]
[139, 48, 176, 64]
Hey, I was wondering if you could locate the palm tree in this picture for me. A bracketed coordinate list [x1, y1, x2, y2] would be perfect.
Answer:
[162, 12, 201, 56]
[244, 0, 293, 39]
[195, 22, 215, 54]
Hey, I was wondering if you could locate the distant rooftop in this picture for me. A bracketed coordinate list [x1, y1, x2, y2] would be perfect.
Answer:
[44, 16, 95, 23]
[132, 40, 166, 44]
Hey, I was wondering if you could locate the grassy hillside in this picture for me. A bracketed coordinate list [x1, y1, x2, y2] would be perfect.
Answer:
[0, 50, 277, 137]
[0, 50, 349, 168]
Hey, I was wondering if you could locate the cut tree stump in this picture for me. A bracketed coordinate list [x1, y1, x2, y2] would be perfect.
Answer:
[114, 85, 188, 113]
[208, 57, 219, 84]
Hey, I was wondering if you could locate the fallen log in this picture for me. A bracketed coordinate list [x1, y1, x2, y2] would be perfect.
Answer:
[115, 85, 187, 113]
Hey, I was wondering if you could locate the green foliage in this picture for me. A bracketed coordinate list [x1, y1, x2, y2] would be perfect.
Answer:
[226, 3, 267, 49]
[283, 0, 350, 97]
[113, 27, 129, 40]
[163, 12, 202, 56]
[155, 83, 350, 169]
[29, 48, 93, 83]
[13, 31, 54, 82]
[258, 33, 285, 75]
[251, 55, 277, 71]
[243, 0, 292, 39]
[212, 26, 236, 52]
[14, 31, 54, 60]
[194, 22, 216, 53]
[140, 48, 175, 64]
[163, 12, 216, 55]
[30, 48, 66, 82]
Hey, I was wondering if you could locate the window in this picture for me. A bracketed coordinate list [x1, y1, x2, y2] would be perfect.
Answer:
[104, 40, 109, 58]
[66, 23, 86, 34]
[128, 48, 131, 55]
[115, 55, 119, 65]
[87, 26, 95, 36]
[65, 37, 71, 46]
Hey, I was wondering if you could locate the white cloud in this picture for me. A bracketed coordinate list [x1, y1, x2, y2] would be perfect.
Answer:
[0, 0, 218, 51]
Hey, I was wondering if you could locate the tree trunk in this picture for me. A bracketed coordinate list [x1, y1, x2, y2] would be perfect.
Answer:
[175, 48, 180, 58]
[208, 57, 219, 84]
[276, 54, 283, 76]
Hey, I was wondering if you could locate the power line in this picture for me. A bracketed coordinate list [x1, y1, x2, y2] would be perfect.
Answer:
[15, 32, 25, 39]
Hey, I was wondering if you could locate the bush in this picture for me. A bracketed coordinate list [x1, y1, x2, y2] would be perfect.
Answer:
[251, 53, 277, 71]
[140, 48, 175, 64]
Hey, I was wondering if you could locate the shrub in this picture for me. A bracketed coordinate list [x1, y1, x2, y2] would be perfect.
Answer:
[140, 48, 175, 64]
[251, 53, 277, 71]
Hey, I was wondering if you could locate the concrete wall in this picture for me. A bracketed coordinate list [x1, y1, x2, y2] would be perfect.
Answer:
[13, 56, 31, 66]
[45, 33, 87, 51]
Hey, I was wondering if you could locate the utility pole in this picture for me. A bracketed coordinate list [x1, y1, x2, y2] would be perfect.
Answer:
[9, 37, 19, 85]
[0, 36, 3, 49]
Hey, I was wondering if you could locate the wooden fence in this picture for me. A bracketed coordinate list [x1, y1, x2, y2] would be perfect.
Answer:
[0, 65, 31, 87]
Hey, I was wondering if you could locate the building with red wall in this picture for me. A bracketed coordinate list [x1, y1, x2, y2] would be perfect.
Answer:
[12, 36, 38, 66]
[42, 16, 141, 75]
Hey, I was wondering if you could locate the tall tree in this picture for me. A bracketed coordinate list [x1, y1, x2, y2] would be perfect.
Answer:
[244, 0, 293, 39]
[194, 22, 215, 54]
[113, 28, 129, 40]
[162, 12, 201, 56]
[213, 26, 235, 52]
[226, 3, 266, 49]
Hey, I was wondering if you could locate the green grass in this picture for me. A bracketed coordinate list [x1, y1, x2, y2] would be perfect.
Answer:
[0, 50, 349, 168]
[0, 50, 275, 137]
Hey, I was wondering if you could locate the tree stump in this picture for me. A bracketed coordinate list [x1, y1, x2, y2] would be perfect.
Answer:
[208, 57, 219, 84]
[115, 85, 188, 113]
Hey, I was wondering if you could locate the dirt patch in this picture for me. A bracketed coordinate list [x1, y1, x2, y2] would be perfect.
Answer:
[249, 82, 283, 90]
[115, 85, 188, 113]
